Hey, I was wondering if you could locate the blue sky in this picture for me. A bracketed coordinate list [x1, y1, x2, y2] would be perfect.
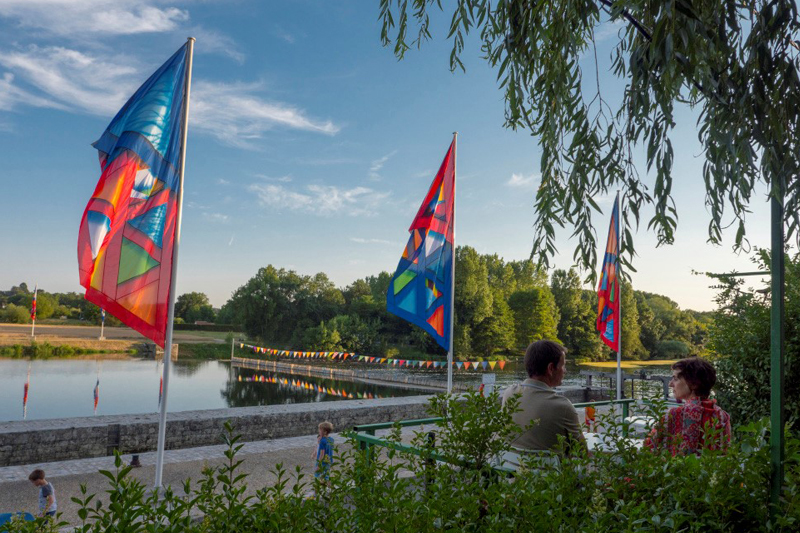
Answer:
[0, 1, 773, 312]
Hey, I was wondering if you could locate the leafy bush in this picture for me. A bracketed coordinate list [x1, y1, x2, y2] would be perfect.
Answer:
[12, 394, 800, 532]
[709, 251, 800, 429]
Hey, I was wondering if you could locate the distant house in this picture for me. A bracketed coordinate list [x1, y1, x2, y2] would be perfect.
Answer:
[194, 320, 215, 326]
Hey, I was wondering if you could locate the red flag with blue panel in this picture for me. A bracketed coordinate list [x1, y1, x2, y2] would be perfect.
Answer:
[386, 139, 455, 350]
[596, 194, 620, 351]
[77, 44, 189, 347]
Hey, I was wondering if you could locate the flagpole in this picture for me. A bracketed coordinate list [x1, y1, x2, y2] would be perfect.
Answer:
[615, 191, 622, 401]
[154, 36, 195, 490]
[447, 132, 457, 394]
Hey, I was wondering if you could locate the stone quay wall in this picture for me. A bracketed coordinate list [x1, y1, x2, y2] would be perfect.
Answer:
[0, 396, 432, 467]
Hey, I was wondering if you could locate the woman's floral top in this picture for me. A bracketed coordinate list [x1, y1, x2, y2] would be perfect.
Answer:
[645, 398, 732, 456]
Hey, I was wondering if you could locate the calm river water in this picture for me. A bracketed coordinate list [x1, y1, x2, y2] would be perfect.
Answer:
[0, 357, 669, 423]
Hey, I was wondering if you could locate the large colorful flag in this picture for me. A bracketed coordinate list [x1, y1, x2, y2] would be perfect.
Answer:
[77, 44, 190, 347]
[596, 194, 620, 351]
[386, 139, 455, 350]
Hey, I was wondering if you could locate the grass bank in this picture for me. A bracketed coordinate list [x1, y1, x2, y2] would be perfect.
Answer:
[178, 342, 238, 360]
[0, 341, 137, 359]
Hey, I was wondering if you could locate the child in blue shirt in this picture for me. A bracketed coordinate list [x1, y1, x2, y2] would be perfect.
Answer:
[315, 421, 334, 480]
[28, 469, 56, 518]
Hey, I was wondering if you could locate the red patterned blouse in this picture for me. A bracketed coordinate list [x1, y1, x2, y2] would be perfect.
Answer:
[645, 398, 732, 456]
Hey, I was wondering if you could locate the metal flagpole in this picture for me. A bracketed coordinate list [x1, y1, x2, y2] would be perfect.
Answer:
[30, 284, 37, 338]
[615, 192, 622, 401]
[154, 37, 195, 490]
[447, 132, 457, 394]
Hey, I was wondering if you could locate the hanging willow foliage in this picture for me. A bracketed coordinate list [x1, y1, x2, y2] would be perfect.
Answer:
[379, 0, 800, 281]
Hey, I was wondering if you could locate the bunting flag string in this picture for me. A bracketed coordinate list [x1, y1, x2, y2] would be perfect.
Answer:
[237, 342, 508, 372]
[236, 372, 383, 399]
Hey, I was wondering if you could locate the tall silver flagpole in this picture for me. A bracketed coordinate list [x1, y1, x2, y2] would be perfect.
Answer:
[447, 132, 457, 394]
[615, 192, 623, 401]
[154, 37, 195, 490]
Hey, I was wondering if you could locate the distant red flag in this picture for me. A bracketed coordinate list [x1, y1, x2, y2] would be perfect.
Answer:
[596, 195, 621, 351]
[30, 286, 37, 321]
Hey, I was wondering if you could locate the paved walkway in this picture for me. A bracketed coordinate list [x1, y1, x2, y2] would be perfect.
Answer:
[0, 426, 432, 527]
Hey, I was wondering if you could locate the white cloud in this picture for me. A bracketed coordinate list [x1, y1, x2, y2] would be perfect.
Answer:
[0, 46, 340, 147]
[254, 174, 292, 183]
[350, 237, 393, 245]
[272, 26, 296, 44]
[0, 1, 189, 36]
[203, 212, 229, 223]
[228, 234, 235, 246]
[248, 183, 389, 216]
[192, 80, 340, 148]
[216, 178, 231, 185]
[507, 172, 539, 188]
[369, 150, 397, 181]
[0, 72, 66, 111]
[191, 26, 245, 64]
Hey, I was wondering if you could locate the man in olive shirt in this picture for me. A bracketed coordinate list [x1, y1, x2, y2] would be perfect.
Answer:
[501, 340, 586, 454]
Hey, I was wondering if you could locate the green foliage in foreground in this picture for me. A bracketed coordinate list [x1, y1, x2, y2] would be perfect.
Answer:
[0, 342, 136, 359]
[710, 251, 800, 430]
[12, 392, 800, 532]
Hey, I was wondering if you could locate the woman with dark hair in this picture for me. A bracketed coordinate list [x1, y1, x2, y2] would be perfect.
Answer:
[645, 357, 732, 455]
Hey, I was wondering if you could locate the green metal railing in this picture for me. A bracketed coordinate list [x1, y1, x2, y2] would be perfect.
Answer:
[350, 398, 639, 475]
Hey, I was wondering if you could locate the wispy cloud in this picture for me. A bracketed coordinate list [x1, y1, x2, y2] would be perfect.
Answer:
[369, 150, 397, 181]
[203, 212, 230, 223]
[192, 80, 341, 148]
[507, 172, 539, 188]
[191, 26, 245, 64]
[0, 0, 189, 36]
[350, 237, 393, 245]
[0, 72, 66, 111]
[272, 25, 296, 44]
[254, 174, 293, 183]
[216, 178, 231, 185]
[228, 234, 235, 246]
[248, 183, 389, 216]
[0, 46, 340, 147]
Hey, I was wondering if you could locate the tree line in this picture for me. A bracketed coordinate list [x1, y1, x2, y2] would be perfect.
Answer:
[214, 246, 710, 361]
[0, 246, 711, 361]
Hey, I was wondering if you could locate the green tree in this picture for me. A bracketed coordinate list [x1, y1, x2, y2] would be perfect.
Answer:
[2, 303, 30, 323]
[454, 246, 493, 354]
[379, 1, 800, 278]
[620, 280, 647, 360]
[508, 287, 559, 348]
[472, 293, 516, 357]
[710, 251, 800, 429]
[175, 292, 216, 324]
[550, 269, 604, 360]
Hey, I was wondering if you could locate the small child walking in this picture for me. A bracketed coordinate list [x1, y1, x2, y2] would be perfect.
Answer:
[314, 421, 334, 481]
[28, 469, 57, 518]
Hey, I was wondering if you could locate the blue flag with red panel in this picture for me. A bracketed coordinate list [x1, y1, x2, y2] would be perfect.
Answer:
[386, 139, 455, 351]
[597, 194, 620, 351]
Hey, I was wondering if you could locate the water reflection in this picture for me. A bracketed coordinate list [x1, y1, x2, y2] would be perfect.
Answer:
[220, 367, 419, 408]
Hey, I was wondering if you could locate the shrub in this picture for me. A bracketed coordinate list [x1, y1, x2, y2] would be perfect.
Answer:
[11, 395, 800, 532]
